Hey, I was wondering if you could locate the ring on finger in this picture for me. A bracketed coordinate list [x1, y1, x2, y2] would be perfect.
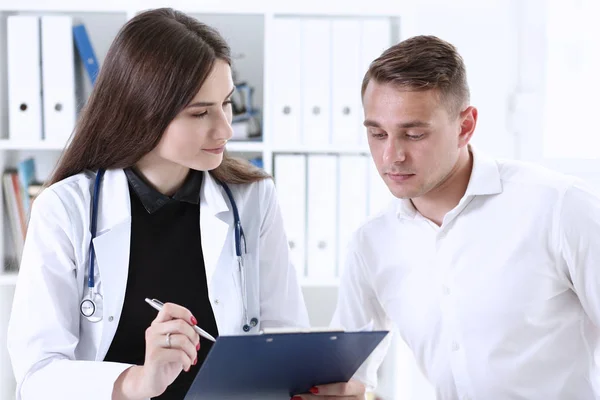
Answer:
[165, 332, 172, 348]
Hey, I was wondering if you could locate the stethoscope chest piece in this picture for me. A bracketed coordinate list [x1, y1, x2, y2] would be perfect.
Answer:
[80, 289, 103, 323]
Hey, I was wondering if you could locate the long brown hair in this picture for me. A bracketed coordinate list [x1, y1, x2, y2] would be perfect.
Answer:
[49, 8, 267, 186]
[362, 35, 470, 117]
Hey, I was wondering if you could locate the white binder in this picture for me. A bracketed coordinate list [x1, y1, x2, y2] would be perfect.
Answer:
[270, 18, 302, 146]
[359, 19, 392, 148]
[331, 19, 363, 147]
[274, 154, 307, 279]
[301, 19, 332, 146]
[360, 18, 392, 74]
[41, 15, 76, 145]
[7, 16, 43, 142]
[337, 155, 369, 276]
[306, 155, 337, 282]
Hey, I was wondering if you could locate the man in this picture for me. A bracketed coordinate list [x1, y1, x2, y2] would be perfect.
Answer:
[298, 35, 600, 399]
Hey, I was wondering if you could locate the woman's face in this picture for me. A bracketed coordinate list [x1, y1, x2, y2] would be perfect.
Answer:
[151, 59, 235, 172]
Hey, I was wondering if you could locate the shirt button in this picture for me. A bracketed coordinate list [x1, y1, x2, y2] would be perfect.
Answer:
[108, 316, 114, 322]
[443, 286, 451, 296]
[452, 341, 460, 351]
[214, 299, 220, 305]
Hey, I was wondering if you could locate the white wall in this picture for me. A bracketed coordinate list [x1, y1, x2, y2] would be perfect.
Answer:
[400, 0, 520, 160]
[514, 0, 600, 190]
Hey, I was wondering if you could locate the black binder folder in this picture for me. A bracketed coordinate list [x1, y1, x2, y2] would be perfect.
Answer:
[184, 330, 389, 400]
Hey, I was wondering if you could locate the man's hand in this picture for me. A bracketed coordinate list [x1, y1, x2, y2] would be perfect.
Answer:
[291, 381, 366, 399]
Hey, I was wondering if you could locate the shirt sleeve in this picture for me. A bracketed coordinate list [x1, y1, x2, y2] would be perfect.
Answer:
[557, 179, 600, 326]
[330, 232, 394, 392]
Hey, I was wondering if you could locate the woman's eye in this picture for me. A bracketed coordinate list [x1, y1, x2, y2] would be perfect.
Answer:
[192, 111, 208, 118]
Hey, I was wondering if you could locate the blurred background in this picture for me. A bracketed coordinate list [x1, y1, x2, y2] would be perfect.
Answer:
[0, 0, 598, 399]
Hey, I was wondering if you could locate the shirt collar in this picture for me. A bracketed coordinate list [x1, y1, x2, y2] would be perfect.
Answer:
[124, 167, 203, 214]
[396, 145, 503, 219]
[463, 145, 503, 197]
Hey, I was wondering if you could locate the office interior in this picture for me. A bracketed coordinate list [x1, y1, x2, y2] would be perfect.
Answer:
[0, 0, 598, 399]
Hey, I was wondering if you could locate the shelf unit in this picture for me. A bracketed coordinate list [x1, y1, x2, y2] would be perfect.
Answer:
[0, 2, 402, 282]
[0, 2, 406, 400]
[1, 0, 405, 16]
[0, 140, 69, 150]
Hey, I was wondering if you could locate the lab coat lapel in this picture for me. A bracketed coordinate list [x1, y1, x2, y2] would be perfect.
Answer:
[200, 172, 231, 286]
[90, 169, 132, 360]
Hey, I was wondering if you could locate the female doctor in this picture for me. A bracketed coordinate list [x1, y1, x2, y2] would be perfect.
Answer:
[7, 8, 309, 400]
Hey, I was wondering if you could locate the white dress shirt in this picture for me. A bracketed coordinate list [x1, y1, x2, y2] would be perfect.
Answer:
[333, 149, 600, 400]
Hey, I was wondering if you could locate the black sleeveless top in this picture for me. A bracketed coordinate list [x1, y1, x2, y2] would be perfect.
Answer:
[104, 168, 219, 399]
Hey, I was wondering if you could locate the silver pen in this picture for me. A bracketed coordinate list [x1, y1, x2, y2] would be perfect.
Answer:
[144, 298, 217, 342]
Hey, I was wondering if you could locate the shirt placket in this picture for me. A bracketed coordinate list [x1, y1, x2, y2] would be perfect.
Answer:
[437, 227, 474, 400]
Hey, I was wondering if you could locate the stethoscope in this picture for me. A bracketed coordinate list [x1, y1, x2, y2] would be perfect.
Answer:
[80, 169, 259, 332]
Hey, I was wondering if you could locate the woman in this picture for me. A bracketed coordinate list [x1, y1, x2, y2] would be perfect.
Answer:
[7, 8, 308, 400]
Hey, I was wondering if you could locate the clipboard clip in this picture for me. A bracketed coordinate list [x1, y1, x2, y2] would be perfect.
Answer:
[259, 326, 346, 335]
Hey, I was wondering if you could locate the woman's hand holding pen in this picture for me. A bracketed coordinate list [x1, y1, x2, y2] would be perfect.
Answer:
[113, 303, 200, 399]
[140, 302, 201, 395]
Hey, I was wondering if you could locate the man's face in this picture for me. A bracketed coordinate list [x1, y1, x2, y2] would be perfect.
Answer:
[363, 81, 475, 200]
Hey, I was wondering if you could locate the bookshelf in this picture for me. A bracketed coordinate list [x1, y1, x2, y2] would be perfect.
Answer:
[1, 1, 404, 16]
[0, 6, 402, 283]
[0, 2, 405, 400]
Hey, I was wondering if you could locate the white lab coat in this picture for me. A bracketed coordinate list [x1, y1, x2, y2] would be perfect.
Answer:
[7, 168, 309, 400]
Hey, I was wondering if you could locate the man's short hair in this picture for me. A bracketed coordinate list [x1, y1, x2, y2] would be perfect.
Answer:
[362, 35, 470, 116]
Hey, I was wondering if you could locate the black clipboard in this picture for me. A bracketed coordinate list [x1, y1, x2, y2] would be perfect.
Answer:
[184, 330, 389, 400]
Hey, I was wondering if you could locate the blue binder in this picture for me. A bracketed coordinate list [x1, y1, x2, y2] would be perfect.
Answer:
[184, 330, 389, 399]
[72, 24, 100, 85]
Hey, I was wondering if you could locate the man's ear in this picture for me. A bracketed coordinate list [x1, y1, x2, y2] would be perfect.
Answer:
[458, 106, 477, 147]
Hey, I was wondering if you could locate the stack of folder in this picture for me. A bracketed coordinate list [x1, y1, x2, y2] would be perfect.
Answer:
[6, 15, 98, 146]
